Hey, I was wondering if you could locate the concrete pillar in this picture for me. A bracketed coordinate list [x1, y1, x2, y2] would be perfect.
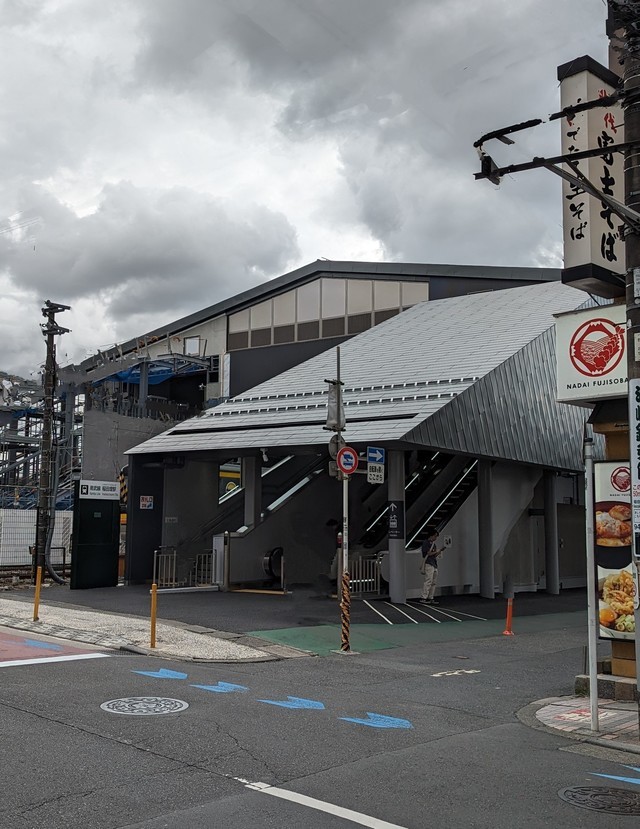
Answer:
[138, 360, 149, 409]
[242, 455, 262, 528]
[478, 460, 494, 599]
[388, 449, 406, 603]
[543, 470, 560, 595]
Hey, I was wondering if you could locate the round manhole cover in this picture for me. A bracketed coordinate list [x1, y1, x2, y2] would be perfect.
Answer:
[100, 697, 189, 716]
[559, 786, 640, 815]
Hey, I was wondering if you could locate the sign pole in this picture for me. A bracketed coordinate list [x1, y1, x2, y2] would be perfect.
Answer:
[584, 433, 599, 732]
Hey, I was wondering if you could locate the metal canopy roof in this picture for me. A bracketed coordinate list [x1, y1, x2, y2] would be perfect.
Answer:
[128, 282, 589, 470]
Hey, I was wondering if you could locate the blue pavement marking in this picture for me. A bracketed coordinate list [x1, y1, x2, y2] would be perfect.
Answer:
[191, 682, 248, 694]
[257, 696, 325, 710]
[593, 766, 640, 786]
[23, 639, 64, 651]
[339, 712, 413, 729]
[132, 669, 188, 679]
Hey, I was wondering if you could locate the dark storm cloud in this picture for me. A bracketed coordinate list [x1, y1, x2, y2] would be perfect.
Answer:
[133, 0, 607, 264]
[0, 183, 299, 320]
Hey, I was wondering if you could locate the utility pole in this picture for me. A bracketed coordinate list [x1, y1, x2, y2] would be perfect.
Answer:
[35, 301, 70, 576]
[614, 0, 640, 715]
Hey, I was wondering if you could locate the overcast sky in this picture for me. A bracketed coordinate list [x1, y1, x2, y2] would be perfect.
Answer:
[0, 0, 608, 377]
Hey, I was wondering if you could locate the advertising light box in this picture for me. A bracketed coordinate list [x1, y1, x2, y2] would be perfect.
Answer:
[555, 303, 627, 404]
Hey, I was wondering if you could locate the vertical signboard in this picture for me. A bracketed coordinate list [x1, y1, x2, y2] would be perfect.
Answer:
[594, 462, 637, 641]
[558, 58, 625, 289]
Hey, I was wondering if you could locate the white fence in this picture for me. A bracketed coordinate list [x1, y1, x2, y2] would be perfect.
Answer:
[0, 509, 73, 568]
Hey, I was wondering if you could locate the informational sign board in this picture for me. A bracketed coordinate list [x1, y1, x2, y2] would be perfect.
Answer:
[594, 462, 637, 642]
[555, 304, 627, 403]
[336, 446, 358, 476]
[79, 480, 119, 500]
[388, 501, 405, 540]
[559, 65, 625, 278]
[139, 495, 154, 510]
[367, 463, 385, 485]
[367, 446, 385, 464]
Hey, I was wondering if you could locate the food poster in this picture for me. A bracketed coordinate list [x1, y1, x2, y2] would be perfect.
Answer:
[594, 462, 638, 641]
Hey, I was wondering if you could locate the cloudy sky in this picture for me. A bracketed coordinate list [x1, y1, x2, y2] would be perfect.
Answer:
[0, 0, 608, 377]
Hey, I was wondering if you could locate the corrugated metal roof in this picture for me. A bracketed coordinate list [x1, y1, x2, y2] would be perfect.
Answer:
[128, 281, 589, 469]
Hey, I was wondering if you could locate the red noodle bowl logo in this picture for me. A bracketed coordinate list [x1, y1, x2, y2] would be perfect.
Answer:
[569, 317, 625, 377]
[611, 466, 630, 493]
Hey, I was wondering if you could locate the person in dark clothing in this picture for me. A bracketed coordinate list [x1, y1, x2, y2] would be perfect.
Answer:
[419, 531, 444, 605]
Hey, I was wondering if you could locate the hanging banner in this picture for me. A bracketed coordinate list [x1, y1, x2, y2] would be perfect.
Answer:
[558, 58, 625, 290]
[555, 303, 627, 403]
[594, 462, 637, 641]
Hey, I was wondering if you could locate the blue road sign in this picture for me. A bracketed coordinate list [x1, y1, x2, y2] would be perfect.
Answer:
[336, 446, 358, 475]
[367, 446, 385, 464]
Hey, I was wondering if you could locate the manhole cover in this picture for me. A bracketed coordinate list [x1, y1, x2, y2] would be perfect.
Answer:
[100, 697, 189, 716]
[559, 786, 640, 815]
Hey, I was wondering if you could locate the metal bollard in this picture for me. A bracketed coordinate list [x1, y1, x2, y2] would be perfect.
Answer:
[33, 566, 43, 622]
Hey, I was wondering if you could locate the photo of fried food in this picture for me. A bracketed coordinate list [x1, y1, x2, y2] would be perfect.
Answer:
[609, 504, 631, 522]
[595, 507, 631, 547]
[599, 569, 636, 636]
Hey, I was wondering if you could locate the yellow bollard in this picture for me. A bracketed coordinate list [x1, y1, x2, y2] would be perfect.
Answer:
[33, 565, 43, 622]
[150, 582, 157, 649]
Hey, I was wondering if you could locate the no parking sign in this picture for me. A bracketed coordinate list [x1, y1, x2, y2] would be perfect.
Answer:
[336, 446, 358, 475]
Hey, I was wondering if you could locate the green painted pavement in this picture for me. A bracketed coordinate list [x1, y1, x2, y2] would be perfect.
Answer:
[248, 611, 586, 656]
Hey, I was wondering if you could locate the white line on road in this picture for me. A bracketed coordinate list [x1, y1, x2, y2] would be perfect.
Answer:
[420, 605, 463, 622]
[405, 604, 441, 623]
[384, 602, 419, 624]
[363, 600, 394, 625]
[0, 653, 110, 668]
[436, 606, 487, 621]
[234, 778, 409, 828]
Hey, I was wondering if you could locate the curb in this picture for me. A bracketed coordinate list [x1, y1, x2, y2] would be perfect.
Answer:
[0, 613, 313, 664]
[516, 698, 640, 757]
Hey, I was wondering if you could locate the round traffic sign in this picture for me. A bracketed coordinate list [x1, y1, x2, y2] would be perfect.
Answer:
[336, 446, 358, 475]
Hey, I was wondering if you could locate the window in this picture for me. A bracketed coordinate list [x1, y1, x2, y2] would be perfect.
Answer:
[184, 336, 201, 356]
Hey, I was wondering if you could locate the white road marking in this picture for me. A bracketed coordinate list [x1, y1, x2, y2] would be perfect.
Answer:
[420, 605, 463, 622]
[363, 600, 394, 625]
[436, 606, 487, 621]
[431, 669, 481, 677]
[406, 604, 441, 623]
[384, 602, 418, 624]
[234, 778, 409, 828]
[0, 653, 110, 668]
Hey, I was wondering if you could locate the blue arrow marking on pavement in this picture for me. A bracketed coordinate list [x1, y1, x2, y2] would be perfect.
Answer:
[132, 669, 188, 679]
[191, 682, 248, 693]
[339, 712, 413, 729]
[258, 696, 325, 709]
[593, 766, 640, 786]
[23, 639, 63, 651]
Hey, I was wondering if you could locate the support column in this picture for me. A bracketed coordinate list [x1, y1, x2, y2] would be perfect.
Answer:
[478, 460, 494, 599]
[543, 470, 560, 595]
[388, 449, 406, 603]
[242, 455, 262, 528]
[138, 360, 149, 410]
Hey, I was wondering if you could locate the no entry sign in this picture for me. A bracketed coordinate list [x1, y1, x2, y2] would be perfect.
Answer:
[336, 446, 358, 475]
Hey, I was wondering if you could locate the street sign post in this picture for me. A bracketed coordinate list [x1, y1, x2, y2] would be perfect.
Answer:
[336, 446, 358, 476]
[367, 463, 385, 484]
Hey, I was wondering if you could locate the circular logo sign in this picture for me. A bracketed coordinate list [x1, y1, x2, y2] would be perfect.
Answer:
[569, 317, 625, 377]
[336, 446, 358, 475]
[610, 466, 631, 493]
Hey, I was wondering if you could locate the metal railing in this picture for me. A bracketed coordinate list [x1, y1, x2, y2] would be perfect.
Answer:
[187, 552, 215, 587]
[349, 556, 381, 597]
[153, 547, 222, 589]
[153, 546, 178, 588]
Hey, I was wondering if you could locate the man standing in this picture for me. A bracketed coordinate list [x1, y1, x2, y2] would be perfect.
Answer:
[419, 531, 444, 605]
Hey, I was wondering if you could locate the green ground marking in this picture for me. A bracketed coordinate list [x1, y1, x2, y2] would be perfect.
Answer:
[248, 611, 586, 657]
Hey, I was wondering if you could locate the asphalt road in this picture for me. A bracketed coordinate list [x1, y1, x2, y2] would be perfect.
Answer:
[1, 619, 638, 829]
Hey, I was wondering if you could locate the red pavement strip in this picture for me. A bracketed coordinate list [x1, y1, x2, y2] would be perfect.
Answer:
[0, 629, 109, 668]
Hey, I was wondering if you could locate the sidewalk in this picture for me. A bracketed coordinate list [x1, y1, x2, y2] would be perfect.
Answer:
[0, 596, 310, 663]
[533, 696, 640, 754]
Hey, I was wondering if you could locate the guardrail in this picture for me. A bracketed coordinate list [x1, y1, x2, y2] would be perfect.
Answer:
[349, 556, 381, 597]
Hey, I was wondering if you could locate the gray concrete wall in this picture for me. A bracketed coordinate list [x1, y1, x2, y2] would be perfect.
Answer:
[82, 410, 172, 481]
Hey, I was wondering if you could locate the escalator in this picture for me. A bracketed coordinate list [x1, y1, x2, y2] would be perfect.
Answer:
[356, 453, 479, 552]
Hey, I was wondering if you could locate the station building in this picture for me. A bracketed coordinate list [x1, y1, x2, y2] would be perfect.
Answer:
[125, 280, 593, 602]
